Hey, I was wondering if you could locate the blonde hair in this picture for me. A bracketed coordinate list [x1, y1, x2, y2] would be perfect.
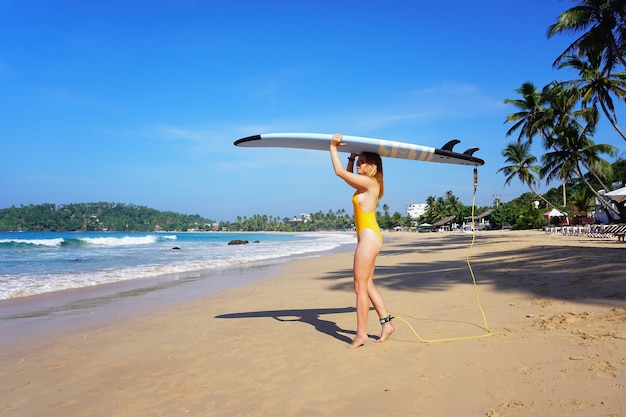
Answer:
[361, 152, 384, 199]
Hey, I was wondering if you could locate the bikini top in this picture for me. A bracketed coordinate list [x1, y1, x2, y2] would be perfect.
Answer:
[352, 192, 382, 242]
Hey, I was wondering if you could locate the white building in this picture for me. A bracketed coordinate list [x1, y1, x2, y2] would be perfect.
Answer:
[406, 203, 427, 219]
[288, 213, 311, 227]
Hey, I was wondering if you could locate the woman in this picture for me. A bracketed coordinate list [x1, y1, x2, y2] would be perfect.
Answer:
[330, 133, 394, 348]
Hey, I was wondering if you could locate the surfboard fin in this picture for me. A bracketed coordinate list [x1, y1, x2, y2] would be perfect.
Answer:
[441, 139, 461, 151]
[463, 147, 480, 156]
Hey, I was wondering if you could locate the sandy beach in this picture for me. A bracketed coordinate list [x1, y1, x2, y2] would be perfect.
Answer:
[0, 230, 624, 417]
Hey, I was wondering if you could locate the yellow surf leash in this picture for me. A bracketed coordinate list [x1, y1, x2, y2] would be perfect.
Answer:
[392, 167, 492, 343]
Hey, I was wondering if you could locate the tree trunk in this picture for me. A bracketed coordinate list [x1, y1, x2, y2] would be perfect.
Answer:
[617, 202, 626, 223]
[529, 184, 559, 210]
[575, 163, 620, 218]
[599, 100, 626, 142]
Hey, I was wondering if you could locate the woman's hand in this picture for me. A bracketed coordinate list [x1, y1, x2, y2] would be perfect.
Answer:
[331, 133, 344, 147]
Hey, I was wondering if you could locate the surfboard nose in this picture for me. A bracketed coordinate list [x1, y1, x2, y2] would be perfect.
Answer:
[234, 135, 262, 146]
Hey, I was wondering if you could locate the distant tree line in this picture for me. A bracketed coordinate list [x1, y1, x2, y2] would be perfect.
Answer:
[218, 207, 418, 232]
[0, 202, 415, 232]
[6, 181, 612, 233]
[0, 202, 214, 232]
[0, 197, 495, 233]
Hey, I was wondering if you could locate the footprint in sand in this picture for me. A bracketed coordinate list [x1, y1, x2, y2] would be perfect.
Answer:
[515, 365, 533, 375]
[532, 312, 589, 330]
[486, 400, 527, 417]
[589, 361, 616, 377]
[531, 298, 555, 308]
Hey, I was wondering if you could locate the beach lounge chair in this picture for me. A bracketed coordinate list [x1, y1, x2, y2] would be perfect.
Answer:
[587, 224, 626, 240]
[614, 224, 626, 242]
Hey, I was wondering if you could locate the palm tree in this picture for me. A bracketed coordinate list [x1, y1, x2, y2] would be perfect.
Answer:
[504, 82, 548, 144]
[541, 123, 619, 216]
[570, 186, 595, 216]
[540, 81, 594, 136]
[443, 190, 462, 220]
[559, 52, 626, 141]
[503, 81, 587, 148]
[497, 141, 558, 208]
[547, 0, 626, 72]
[524, 81, 615, 189]
[504, 82, 581, 208]
[423, 196, 436, 224]
[542, 81, 620, 195]
[422, 195, 451, 224]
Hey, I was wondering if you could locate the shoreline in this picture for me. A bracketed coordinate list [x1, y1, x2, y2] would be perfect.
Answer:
[0, 230, 356, 300]
[0, 239, 356, 353]
[1, 230, 624, 416]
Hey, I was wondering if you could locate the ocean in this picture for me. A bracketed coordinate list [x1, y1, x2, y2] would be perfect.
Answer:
[0, 231, 356, 300]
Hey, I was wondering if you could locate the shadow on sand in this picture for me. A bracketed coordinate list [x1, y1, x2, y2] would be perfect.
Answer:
[322, 233, 625, 305]
[216, 233, 625, 344]
[215, 307, 371, 344]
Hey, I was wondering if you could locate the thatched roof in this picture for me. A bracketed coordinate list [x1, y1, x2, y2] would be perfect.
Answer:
[465, 208, 493, 221]
[432, 215, 456, 227]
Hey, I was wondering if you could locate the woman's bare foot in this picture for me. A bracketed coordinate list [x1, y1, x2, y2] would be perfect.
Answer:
[375, 322, 394, 343]
[347, 334, 369, 349]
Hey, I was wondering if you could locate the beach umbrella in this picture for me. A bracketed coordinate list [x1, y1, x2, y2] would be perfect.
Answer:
[544, 208, 566, 219]
[604, 186, 626, 203]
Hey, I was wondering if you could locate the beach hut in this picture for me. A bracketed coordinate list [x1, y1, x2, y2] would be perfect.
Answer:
[544, 208, 566, 220]
[464, 208, 493, 230]
[432, 215, 456, 232]
[416, 223, 432, 233]
[544, 208, 569, 225]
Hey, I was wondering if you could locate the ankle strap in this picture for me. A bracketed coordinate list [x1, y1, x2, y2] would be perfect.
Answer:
[379, 315, 394, 325]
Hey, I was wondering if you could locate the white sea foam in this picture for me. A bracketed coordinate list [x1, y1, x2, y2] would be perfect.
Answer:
[0, 232, 355, 300]
[0, 238, 65, 247]
[79, 235, 160, 246]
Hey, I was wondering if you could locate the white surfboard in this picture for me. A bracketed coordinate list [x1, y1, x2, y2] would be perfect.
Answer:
[234, 133, 484, 166]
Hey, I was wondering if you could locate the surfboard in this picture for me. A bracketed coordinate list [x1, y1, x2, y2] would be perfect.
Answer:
[234, 133, 484, 166]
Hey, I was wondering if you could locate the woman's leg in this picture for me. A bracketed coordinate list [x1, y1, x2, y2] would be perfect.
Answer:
[367, 272, 395, 343]
[348, 230, 392, 348]
[348, 236, 377, 348]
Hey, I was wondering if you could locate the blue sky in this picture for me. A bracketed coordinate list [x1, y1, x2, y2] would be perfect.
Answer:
[1, 0, 624, 221]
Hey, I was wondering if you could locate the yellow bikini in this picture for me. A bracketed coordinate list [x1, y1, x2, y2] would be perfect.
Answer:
[352, 193, 382, 242]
